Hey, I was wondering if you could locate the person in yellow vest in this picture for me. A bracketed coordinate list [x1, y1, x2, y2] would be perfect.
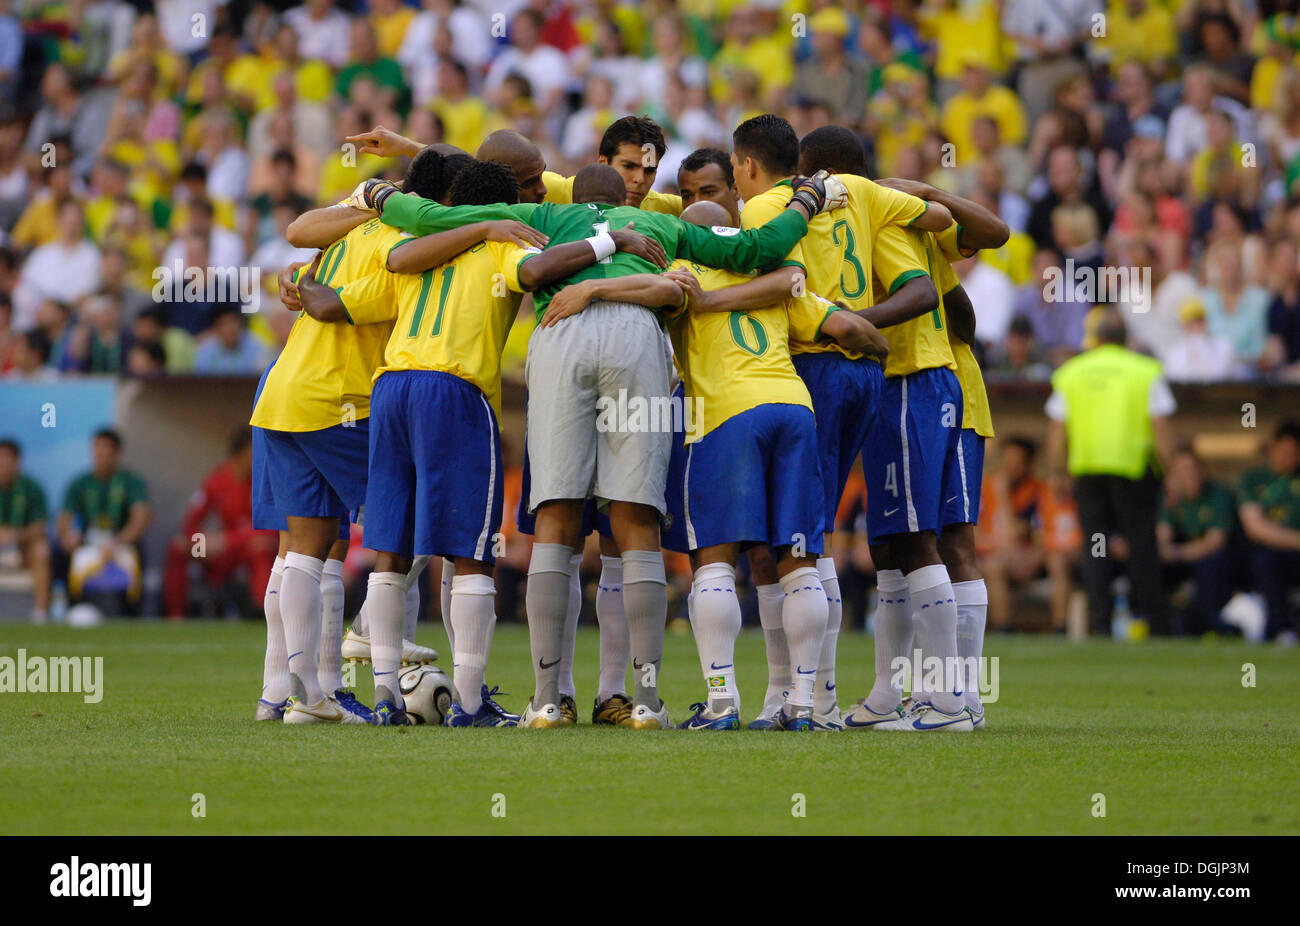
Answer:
[1045, 309, 1176, 635]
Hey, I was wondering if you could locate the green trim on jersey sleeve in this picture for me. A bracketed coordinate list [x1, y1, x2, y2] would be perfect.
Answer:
[813, 304, 840, 341]
[887, 268, 929, 294]
[333, 285, 354, 325]
[906, 202, 930, 226]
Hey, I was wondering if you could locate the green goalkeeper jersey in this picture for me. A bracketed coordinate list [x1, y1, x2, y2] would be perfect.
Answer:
[379, 194, 809, 318]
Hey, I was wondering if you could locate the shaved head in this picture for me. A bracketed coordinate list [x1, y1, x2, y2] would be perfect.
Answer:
[476, 130, 547, 203]
[572, 163, 626, 206]
[679, 200, 733, 229]
[430, 142, 470, 157]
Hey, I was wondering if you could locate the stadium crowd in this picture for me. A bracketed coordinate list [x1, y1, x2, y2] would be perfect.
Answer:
[0, 0, 1299, 639]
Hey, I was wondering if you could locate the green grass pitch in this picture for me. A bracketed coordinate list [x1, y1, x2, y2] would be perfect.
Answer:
[1, 621, 1297, 835]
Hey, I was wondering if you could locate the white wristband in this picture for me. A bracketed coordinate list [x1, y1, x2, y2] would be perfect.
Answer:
[586, 231, 616, 261]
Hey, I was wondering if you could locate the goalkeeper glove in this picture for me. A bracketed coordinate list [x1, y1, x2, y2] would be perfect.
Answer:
[347, 178, 400, 213]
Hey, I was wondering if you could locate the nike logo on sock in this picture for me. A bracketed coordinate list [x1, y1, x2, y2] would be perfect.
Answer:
[288, 651, 302, 661]
[710, 662, 732, 671]
[539, 657, 560, 669]
[825, 681, 836, 691]
[796, 666, 815, 675]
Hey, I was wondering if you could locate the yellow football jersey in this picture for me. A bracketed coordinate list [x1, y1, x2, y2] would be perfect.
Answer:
[665, 259, 835, 442]
[375, 240, 537, 417]
[871, 225, 956, 379]
[543, 171, 683, 215]
[739, 174, 929, 357]
[250, 218, 404, 432]
[934, 225, 993, 437]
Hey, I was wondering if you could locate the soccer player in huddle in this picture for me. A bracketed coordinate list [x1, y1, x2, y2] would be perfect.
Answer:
[777, 152, 1005, 731]
[313, 161, 667, 725]
[724, 116, 951, 730]
[862, 177, 1009, 729]
[362, 159, 837, 727]
[256, 148, 499, 724]
[541, 195, 890, 729]
[339, 119, 681, 724]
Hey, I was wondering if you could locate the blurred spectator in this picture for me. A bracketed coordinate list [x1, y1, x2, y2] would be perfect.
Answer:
[485, 9, 572, 117]
[5, 330, 55, 381]
[1201, 240, 1270, 371]
[953, 252, 1015, 352]
[11, 159, 76, 251]
[0, 438, 52, 623]
[1237, 420, 1300, 643]
[992, 315, 1053, 381]
[1165, 64, 1249, 166]
[194, 306, 269, 374]
[22, 62, 112, 178]
[163, 427, 277, 618]
[1263, 237, 1300, 379]
[940, 57, 1026, 165]
[1163, 298, 1237, 382]
[65, 293, 128, 375]
[285, 0, 353, 69]
[336, 18, 408, 114]
[980, 436, 1079, 631]
[1027, 145, 1110, 251]
[1012, 248, 1088, 362]
[399, 0, 492, 75]
[1000, 0, 1093, 125]
[13, 201, 102, 332]
[0, 116, 27, 230]
[126, 339, 167, 376]
[56, 428, 151, 613]
[1158, 444, 1238, 634]
[791, 8, 867, 124]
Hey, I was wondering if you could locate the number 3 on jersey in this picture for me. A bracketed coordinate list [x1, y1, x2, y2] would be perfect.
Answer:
[407, 266, 455, 337]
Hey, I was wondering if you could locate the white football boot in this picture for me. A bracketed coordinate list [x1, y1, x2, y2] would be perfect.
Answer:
[519, 701, 565, 729]
[628, 700, 673, 730]
[340, 626, 438, 665]
[879, 700, 975, 732]
[283, 694, 370, 724]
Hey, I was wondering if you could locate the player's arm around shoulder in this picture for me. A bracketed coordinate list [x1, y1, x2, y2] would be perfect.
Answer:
[862, 175, 953, 232]
[537, 273, 684, 329]
[664, 263, 802, 315]
[286, 204, 374, 249]
[386, 222, 549, 274]
[815, 299, 890, 358]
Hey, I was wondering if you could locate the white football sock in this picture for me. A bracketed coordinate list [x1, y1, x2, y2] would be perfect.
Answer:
[690, 562, 742, 712]
[755, 582, 788, 715]
[353, 598, 369, 636]
[525, 543, 571, 706]
[403, 555, 430, 642]
[261, 556, 289, 703]
[366, 571, 406, 707]
[318, 558, 345, 693]
[953, 579, 988, 712]
[450, 572, 496, 713]
[867, 569, 912, 713]
[559, 552, 582, 699]
[815, 556, 841, 713]
[281, 552, 326, 706]
[622, 550, 667, 709]
[780, 566, 828, 709]
[595, 554, 629, 701]
[908, 563, 962, 714]
[440, 557, 455, 652]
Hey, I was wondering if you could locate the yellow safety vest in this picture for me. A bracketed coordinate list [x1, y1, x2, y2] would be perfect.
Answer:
[1051, 344, 1162, 479]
